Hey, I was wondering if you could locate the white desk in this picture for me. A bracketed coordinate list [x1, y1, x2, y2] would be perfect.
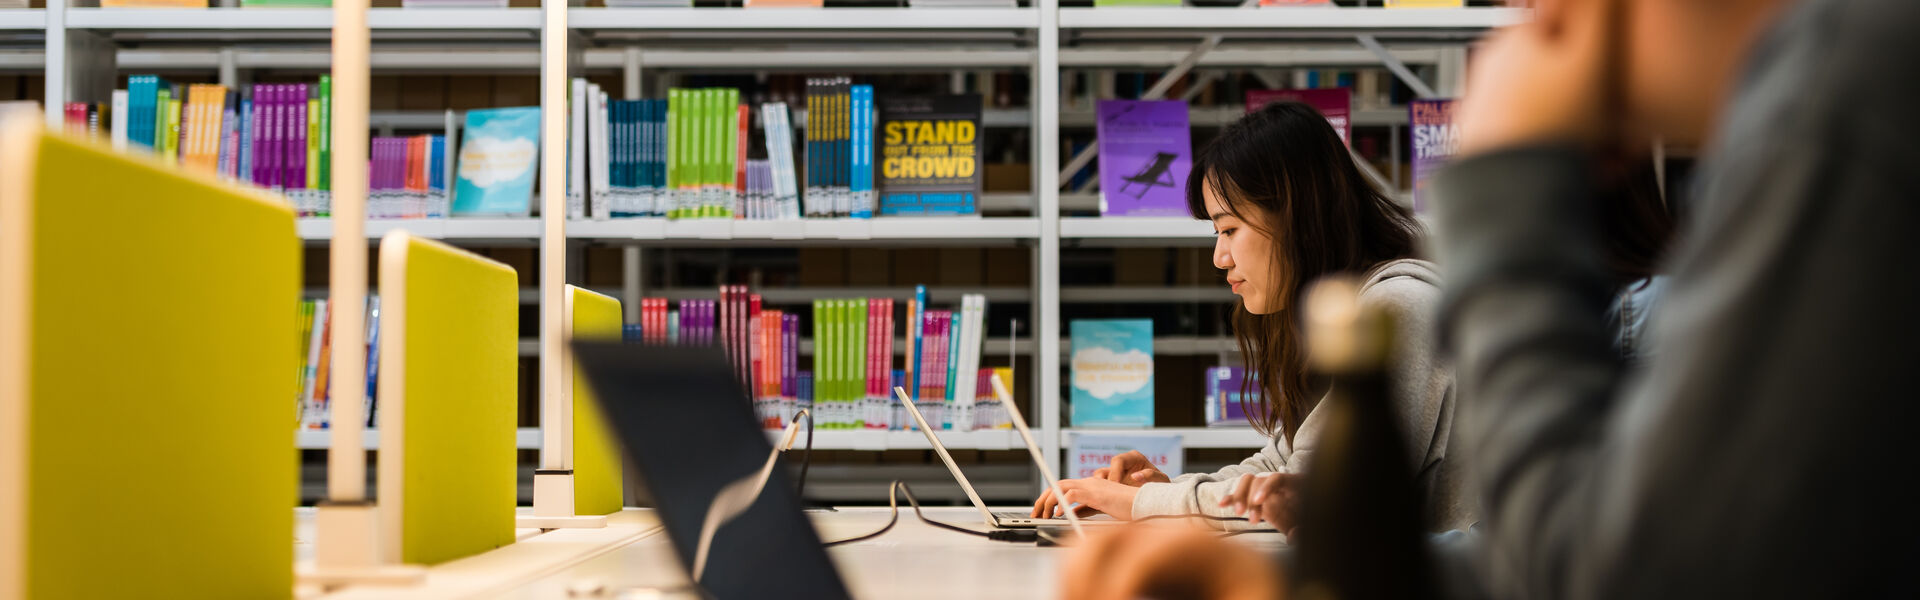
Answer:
[488, 507, 1068, 600]
[304, 507, 1286, 599]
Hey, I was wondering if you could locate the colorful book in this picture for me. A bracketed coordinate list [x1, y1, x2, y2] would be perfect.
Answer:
[1247, 88, 1352, 147]
[1205, 366, 1253, 427]
[1409, 98, 1457, 213]
[1069, 319, 1155, 428]
[453, 106, 540, 216]
[1095, 99, 1191, 217]
[877, 95, 983, 216]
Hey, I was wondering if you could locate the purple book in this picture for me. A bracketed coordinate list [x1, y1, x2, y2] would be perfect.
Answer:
[249, 84, 265, 187]
[782, 313, 797, 399]
[1246, 88, 1352, 147]
[1204, 366, 1252, 427]
[1095, 100, 1192, 217]
[291, 84, 308, 191]
[1410, 98, 1457, 214]
[270, 85, 286, 190]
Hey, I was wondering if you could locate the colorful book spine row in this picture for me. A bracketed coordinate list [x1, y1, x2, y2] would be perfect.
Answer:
[803, 77, 879, 219]
[117, 75, 335, 216]
[369, 135, 450, 219]
[295, 296, 380, 431]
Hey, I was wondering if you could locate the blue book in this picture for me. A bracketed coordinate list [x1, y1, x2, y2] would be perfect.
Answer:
[945, 311, 961, 405]
[907, 285, 928, 402]
[452, 106, 541, 216]
[1069, 319, 1155, 428]
[236, 98, 253, 184]
[850, 85, 875, 218]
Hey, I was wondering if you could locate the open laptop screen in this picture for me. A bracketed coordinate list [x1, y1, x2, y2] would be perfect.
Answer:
[572, 341, 850, 599]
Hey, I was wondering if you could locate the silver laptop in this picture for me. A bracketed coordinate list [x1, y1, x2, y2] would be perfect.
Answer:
[894, 384, 1100, 531]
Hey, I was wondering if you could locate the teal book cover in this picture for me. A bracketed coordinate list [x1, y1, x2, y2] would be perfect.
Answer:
[1070, 319, 1154, 428]
[454, 106, 540, 216]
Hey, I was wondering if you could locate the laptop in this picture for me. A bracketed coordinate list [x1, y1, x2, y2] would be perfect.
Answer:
[572, 341, 852, 600]
[894, 385, 1106, 530]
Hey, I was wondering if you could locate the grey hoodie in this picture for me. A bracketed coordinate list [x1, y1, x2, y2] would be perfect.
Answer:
[1129, 258, 1475, 533]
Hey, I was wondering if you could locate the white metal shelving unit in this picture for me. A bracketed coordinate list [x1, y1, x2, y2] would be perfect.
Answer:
[296, 427, 543, 450]
[25, 3, 1515, 462]
[1063, 427, 1266, 449]
[0, 8, 45, 29]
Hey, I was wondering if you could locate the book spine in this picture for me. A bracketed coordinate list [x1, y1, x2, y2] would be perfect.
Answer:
[811, 298, 824, 423]
[306, 89, 320, 190]
[734, 101, 748, 219]
[319, 75, 332, 193]
[570, 78, 587, 217]
[750, 293, 763, 410]
[110, 89, 129, 151]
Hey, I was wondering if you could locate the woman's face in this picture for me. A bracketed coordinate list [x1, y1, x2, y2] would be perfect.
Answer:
[1203, 181, 1280, 315]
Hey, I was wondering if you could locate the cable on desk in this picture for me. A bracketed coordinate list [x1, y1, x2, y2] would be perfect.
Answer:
[822, 481, 997, 547]
[795, 409, 813, 499]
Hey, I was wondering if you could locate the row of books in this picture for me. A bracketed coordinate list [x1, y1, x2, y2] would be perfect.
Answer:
[563, 78, 982, 221]
[802, 77, 876, 219]
[618, 286, 1011, 432]
[370, 134, 452, 219]
[98, 76, 336, 215]
[295, 297, 380, 431]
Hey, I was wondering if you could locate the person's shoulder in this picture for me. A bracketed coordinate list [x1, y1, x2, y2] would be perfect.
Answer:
[1358, 258, 1443, 312]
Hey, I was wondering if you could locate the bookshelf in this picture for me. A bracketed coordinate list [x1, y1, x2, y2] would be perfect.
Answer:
[570, 7, 1039, 30]
[1056, 6, 1523, 31]
[64, 7, 541, 30]
[0, 9, 44, 29]
[1063, 427, 1265, 449]
[26, 2, 1512, 500]
[296, 427, 543, 450]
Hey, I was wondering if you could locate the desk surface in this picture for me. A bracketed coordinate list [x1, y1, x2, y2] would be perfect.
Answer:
[302, 507, 1286, 600]
[487, 507, 1067, 600]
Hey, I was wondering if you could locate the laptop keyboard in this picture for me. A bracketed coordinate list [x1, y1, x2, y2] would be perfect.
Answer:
[995, 511, 1038, 521]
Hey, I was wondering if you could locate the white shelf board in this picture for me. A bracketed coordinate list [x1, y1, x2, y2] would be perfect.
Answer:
[568, 217, 1039, 241]
[0, 9, 46, 29]
[572, 8, 1038, 30]
[766, 428, 1024, 451]
[297, 218, 542, 241]
[1059, 216, 1214, 239]
[1058, 7, 1524, 31]
[1063, 427, 1268, 449]
[585, 47, 1034, 69]
[118, 47, 544, 70]
[0, 50, 42, 70]
[1060, 105, 1408, 128]
[66, 7, 539, 30]
[297, 427, 542, 450]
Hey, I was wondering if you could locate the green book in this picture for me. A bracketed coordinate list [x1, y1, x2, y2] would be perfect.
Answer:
[165, 96, 182, 163]
[812, 299, 826, 423]
[153, 87, 171, 162]
[318, 75, 331, 192]
[669, 89, 684, 219]
[698, 87, 714, 219]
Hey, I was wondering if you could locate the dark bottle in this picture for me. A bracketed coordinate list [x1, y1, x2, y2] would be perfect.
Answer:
[1290, 277, 1434, 600]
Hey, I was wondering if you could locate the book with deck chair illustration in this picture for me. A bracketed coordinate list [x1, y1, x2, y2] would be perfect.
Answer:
[1096, 99, 1191, 217]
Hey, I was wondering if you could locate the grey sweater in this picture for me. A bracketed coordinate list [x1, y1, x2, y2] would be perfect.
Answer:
[1429, 0, 1920, 597]
[1130, 258, 1475, 533]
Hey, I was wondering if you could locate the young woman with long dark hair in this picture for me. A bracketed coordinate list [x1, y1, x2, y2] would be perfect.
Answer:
[1032, 101, 1474, 533]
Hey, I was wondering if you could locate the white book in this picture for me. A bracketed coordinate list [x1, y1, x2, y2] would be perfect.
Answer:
[110, 90, 129, 152]
[300, 299, 328, 429]
[568, 78, 588, 219]
[954, 295, 982, 428]
[762, 103, 801, 220]
[588, 87, 612, 221]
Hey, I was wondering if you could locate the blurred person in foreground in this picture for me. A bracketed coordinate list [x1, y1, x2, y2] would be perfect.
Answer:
[1061, 0, 1920, 597]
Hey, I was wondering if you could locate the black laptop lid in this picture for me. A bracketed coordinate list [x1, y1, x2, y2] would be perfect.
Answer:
[571, 341, 851, 599]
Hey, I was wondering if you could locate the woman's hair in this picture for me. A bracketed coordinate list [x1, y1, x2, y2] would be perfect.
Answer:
[1186, 101, 1421, 442]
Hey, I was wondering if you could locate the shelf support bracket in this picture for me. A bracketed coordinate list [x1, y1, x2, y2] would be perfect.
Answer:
[1356, 34, 1438, 99]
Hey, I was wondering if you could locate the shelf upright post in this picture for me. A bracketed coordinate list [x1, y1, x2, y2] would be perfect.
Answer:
[1035, 0, 1063, 483]
[44, 0, 112, 129]
[303, 0, 424, 585]
[522, 0, 606, 530]
[620, 47, 645, 325]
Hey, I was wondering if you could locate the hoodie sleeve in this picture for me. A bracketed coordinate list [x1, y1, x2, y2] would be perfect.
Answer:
[1129, 434, 1293, 527]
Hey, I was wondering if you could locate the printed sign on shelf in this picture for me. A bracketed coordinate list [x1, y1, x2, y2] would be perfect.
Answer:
[1068, 433, 1184, 480]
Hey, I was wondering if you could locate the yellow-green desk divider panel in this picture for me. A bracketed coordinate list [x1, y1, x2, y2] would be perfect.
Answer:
[569, 286, 625, 516]
[376, 231, 518, 566]
[0, 120, 298, 600]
